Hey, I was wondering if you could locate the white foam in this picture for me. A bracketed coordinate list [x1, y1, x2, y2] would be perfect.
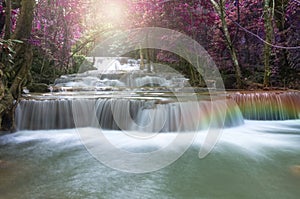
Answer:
[1, 120, 299, 157]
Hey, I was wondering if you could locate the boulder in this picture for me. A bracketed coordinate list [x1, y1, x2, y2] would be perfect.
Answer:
[27, 83, 49, 93]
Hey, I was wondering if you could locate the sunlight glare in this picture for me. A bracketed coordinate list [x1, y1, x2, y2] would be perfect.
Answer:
[104, 2, 123, 22]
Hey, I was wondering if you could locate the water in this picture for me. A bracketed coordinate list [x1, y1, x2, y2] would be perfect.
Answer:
[15, 98, 244, 131]
[53, 62, 189, 91]
[1, 120, 300, 199]
[2, 60, 300, 198]
[231, 92, 300, 120]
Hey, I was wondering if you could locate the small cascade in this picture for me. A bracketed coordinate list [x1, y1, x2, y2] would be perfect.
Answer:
[15, 99, 76, 130]
[53, 70, 188, 91]
[231, 91, 300, 120]
[93, 99, 150, 130]
[134, 76, 168, 87]
[134, 99, 244, 132]
[131, 75, 188, 88]
[54, 76, 126, 88]
[15, 98, 244, 131]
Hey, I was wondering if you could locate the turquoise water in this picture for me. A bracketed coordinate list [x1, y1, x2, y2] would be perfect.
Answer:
[1, 120, 300, 199]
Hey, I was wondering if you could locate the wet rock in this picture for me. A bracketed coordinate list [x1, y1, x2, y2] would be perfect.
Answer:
[27, 83, 50, 93]
[290, 165, 300, 177]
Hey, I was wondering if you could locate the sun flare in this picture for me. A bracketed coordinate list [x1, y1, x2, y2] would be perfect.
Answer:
[103, 2, 123, 22]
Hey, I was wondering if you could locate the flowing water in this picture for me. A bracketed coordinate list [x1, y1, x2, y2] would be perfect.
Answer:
[1, 120, 300, 199]
[15, 98, 244, 131]
[1, 61, 300, 198]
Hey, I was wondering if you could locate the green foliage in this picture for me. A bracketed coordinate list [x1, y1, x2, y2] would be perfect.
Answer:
[75, 55, 96, 73]
[70, 54, 86, 74]
[31, 46, 95, 85]
[0, 38, 23, 62]
[30, 47, 57, 84]
[0, 39, 23, 86]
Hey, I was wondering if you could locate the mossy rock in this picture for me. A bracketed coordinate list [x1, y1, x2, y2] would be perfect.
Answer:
[27, 83, 49, 93]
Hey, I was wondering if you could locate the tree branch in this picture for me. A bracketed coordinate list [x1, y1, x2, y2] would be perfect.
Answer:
[226, 10, 300, 50]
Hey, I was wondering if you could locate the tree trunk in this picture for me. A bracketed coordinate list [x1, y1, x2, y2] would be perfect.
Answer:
[273, 0, 289, 87]
[263, 0, 273, 87]
[10, 44, 33, 98]
[210, 0, 242, 88]
[12, 0, 35, 40]
[4, 0, 11, 39]
[0, 0, 35, 131]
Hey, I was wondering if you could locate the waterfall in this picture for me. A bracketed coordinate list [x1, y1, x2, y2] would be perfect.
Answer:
[53, 71, 189, 91]
[133, 99, 244, 132]
[134, 76, 168, 87]
[17, 61, 300, 130]
[15, 98, 244, 131]
[15, 99, 75, 130]
[15, 91, 300, 131]
[231, 91, 300, 120]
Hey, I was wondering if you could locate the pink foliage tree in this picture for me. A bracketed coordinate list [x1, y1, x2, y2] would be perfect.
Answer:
[32, 0, 86, 69]
[0, 0, 298, 88]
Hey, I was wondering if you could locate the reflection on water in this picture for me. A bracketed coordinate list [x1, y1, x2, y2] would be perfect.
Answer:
[1, 120, 300, 199]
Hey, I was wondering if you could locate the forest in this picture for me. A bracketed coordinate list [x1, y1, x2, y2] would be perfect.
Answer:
[0, 0, 299, 130]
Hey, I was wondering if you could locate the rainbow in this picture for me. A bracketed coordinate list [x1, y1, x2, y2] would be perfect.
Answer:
[230, 91, 300, 120]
